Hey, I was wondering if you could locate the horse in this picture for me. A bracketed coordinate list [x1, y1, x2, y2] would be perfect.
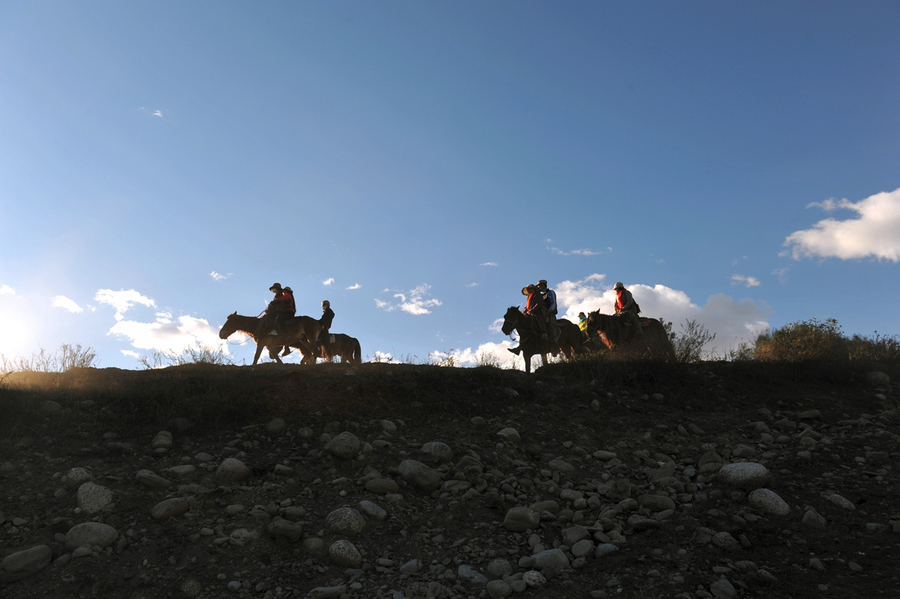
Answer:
[585, 311, 675, 359]
[320, 333, 362, 364]
[502, 306, 581, 373]
[218, 312, 322, 366]
[297, 333, 362, 364]
[555, 318, 585, 360]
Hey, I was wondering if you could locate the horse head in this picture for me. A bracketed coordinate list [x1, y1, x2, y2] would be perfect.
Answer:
[218, 311, 239, 339]
[501, 306, 521, 336]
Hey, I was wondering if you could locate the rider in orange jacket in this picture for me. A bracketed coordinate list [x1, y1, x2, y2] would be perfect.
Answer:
[614, 282, 643, 338]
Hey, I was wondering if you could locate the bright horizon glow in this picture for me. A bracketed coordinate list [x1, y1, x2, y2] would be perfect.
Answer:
[1, 2, 898, 369]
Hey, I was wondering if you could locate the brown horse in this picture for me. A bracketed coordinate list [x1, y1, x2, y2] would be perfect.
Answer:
[502, 307, 582, 373]
[556, 318, 585, 359]
[585, 311, 675, 359]
[320, 333, 361, 364]
[297, 333, 362, 364]
[218, 312, 322, 366]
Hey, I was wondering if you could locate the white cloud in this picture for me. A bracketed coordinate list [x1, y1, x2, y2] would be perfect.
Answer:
[551, 274, 770, 357]
[437, 342, 546, 371]
[153, 110, 163, 118]
[467, 282, 478, 287]
[783, 188, 900, 262]
[376, 284, 442, 315]
[731, 275, 760, 288]
[0, 284, 14, 295]
[480, 262, 499, 267]
[323, 278, 335, 286]
[772, 268, 789, 284]
[548, 245, 602, 256]
[52, 295, 83, 313]
[108, 313, 227, 354]
[95, 289, 156, 321]
[346, 283, 361, 290]
[210, 271, 229, 281]
[371, 350, 399, 363]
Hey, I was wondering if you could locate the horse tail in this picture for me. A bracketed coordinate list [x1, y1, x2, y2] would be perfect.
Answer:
[353, 338, 361, 364]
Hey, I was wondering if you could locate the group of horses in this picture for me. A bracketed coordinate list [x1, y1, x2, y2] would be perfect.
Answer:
[218, 312, 361, 366]
[501, 306, 674, 373]
[218, 306, 671, 371]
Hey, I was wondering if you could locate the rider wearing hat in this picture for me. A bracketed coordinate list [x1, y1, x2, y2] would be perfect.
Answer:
[509, 284, 547, 355]
[578, 312, 588, 335]
[613, 282, 643, 338]
[266, 283, 294, 336]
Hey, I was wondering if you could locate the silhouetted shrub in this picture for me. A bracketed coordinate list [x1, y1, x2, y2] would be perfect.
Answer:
[751, 318, 848, 362]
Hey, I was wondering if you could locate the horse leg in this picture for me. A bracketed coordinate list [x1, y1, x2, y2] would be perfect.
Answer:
[523, 351, 532, 374]
[253, 342, 265, 366]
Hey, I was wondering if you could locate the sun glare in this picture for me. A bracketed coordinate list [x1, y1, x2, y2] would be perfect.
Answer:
[0, 314, 31, 358]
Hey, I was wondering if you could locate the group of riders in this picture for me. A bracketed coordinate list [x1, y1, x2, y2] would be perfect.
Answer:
[510, 279, 643, 355]
[259, 278, 644, 360]
[261, 282, 335, 356]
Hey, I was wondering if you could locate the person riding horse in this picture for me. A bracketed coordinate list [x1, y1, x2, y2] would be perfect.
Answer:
[613, 282, 643, 339]
[320, 300, 335, 344]
[537, 279, 559, 343]
[508, 284, 548, 355]
[264, 283, 294, 337]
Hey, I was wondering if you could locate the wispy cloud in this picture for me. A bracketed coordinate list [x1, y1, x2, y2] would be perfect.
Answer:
[140, 107, 164, 119]
[772, 268, 789, 285]
[95, 289, 156, 321]
[549, 246, 602, 256]
[731, 275, 761, 288]
[0, 284, 14, 296]
[783, 187, 900, 262]
[545, 239, 606, 256]
[480, 262, 499, 267]
[210, 271, 230, 281]
[375, 284, 442, 315]
[323, 278, 335, 286]
[52, 295, 83, 313]
[346, 283, 361, 290]
[467, 282, 478, 287]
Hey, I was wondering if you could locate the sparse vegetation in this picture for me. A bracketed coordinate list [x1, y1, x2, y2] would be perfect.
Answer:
[749, 317, 848, 363]
[848, 331, 900, 364]
[474, 349, 502, 368]
[664, 319, 717, 363]
[0, 343, 98, 375]
[138, 345, 234, 369]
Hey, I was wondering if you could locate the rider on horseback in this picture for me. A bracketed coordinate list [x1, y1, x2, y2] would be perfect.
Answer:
[319, 300, 335, 344]
[508, 284, 548, 355]
[537, 279, 559, 344]
[613, 282, 643, 339]
[265, 283, 294, 336]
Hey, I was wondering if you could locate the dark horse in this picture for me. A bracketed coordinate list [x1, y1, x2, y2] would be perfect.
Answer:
[297, 333, 362, 364]
[501, 307, 584, 373]
[218, 312, 322, 366]
[585, 311, 675, 359]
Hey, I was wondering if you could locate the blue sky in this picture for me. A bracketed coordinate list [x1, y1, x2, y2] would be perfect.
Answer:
[2, 1, 898, 369]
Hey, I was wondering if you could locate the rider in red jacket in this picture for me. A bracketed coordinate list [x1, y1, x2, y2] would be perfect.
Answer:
[614, 282, 644, 338]
[267, 283, 294, 335]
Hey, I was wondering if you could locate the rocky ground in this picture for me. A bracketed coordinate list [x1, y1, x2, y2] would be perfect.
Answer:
[0, 360, 898, 599]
